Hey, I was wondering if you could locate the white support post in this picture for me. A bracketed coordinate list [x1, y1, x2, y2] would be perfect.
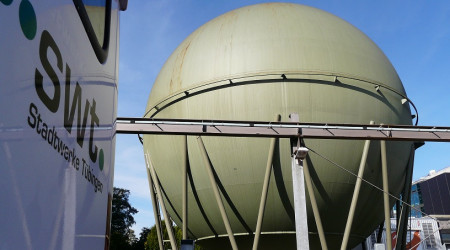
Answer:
[253, 114, 281, 250]
[290, 113, 310, 250]
[197, 136, 238, 250]
[303, 158, 328, 250]
[291, 151, 310, 250]
[144, 154, 164, 250]
[380, 140, 392, 250]
[182, 136, 188, 240]
[341, 121, 374, 250]
[147, 154, 178, 250]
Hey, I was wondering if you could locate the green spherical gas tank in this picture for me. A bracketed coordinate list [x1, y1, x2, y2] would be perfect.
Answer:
[143, 3, 413, 249]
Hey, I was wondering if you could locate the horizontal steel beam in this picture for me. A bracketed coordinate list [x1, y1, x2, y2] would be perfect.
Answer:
[116, 117, 450, 142]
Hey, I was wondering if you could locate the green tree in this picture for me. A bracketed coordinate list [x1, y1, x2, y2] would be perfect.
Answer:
[110, 187, 138, 250]
[146, 220, 175, 250]
[145, 221, 202, 250]
[132, 227, 151, 250]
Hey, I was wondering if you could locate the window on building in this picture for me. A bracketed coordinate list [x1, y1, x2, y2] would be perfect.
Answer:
[423, 222, 437, 248]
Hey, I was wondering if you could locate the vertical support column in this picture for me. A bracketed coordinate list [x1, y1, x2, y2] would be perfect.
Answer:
[147, 154, 178, 250]
[341, 121, 373, 250]
[303, 157, 328, 250]
[252, 114, 281, 250]
[361, 239, 368, 250]
[376, 222, 384, 243]
[395, 145, 415, 250]
[182, 136, 188, 240]
[395, 200, 400, 230]
[289, 113, 310, 250]
[197, 136, 238, 250]
[145, 154, 164, 250]
[291, 148, 310, 250]
[380, 140, 392, 250]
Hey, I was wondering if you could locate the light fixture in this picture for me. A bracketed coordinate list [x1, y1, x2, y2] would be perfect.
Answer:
[401, 98, 408, 105]
[294, 147, 308, 164]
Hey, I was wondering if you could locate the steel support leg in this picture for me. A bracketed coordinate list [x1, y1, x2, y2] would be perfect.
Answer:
[395, 145, 415, 250]
[145, 154, 164, 250]
[376, 222, 383, 243]
[147, 154, 178, 250]
[252, 114, 280, 250]
[197, 136, 238, 250]
[289, 113, 310, 250]
[341, 123, 372, 250]
[380, 140, 392, 250]
[291, 150, 310, 250]
[361, 239, 368, 250]
[303, 157, 328, 250]
[395, 200, 400, 229]
[182, 136, 188, 240]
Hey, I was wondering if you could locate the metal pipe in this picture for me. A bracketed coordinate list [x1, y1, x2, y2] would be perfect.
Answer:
[118, 119, 450, 133]
[147, 154, 178, 250]
[182, 136, 188, 240]
[395, 145, 415, 250]
[341, 123, 372, 250]
[303, 156, 328, 250]
[396, 200, 400, 230]
[252, 114, 281, 250]
[381, 140, 392, 250]
[395, 206, 404, 250]
[197, 136, 238, 250]
[376, 222, 383, 243]
[145, 154, 164, 250]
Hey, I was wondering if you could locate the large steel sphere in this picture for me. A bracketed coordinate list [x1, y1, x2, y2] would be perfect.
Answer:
[143, 3, 413, 249]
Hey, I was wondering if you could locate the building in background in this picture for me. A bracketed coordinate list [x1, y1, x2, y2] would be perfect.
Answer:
[361, 167, 450, 250]
[411, 167, 450, 249]
[361, 218, 444, 250]
[412, 167, 450, 218]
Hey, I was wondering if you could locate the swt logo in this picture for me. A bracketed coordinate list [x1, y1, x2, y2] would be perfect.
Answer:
[33, 30, 104, 171]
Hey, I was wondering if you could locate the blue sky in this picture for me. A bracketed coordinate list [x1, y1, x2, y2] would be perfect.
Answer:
[115, 0, 450, 235]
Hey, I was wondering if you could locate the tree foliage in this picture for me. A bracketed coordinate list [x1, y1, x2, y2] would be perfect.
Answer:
[146, 221, 202, 250]
[145, 220, 175, 250]
[110, 187, 138, 250]
[108, 187, 202, 249]
[133, 227, 151, 250]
